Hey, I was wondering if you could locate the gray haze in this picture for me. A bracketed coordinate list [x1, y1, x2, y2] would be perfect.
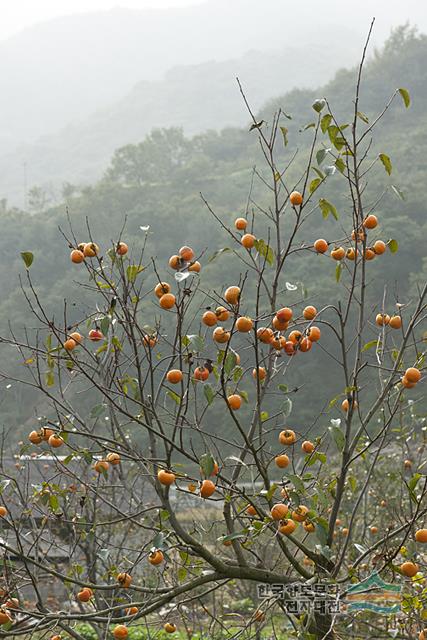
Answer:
[1, 0, 427, 206]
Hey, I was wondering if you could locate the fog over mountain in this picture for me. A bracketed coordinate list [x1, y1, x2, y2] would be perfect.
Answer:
[1, 0, 427, 206]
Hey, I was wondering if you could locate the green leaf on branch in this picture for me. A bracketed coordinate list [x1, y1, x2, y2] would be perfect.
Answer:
[319, 198, 339, 221]
[100, 316, 110, 337]
[335, 157, 346, 174]
[320, 114, 332, 133]
[335, 262, 343, 283]
[379, 153, 392, 175]
[183, 334, 205, 353]
[167, 390, 181, 405]
[203, 383, 215, 405]
[312, 167, 325, 180]
[282, 397, 292, 417]
[398, 88, 411, 108]
[279, 126, 288, 146]
[254, 239, 274, 266]
[362, 339, 379, 352]
[356, 111, 369, 124]
[312, 98, 326, 113]
[21, 251, 34, 269]
[309, 178, 322, 194]
[45, 371, 55, 387]
[208, 247, 231, 263]
[199, 453, 215, 477]
[388, 239, 399, 253]
[126, 264, 144, 283]
[224, 351, 237, 375]
[316, 148, 330, 165]
[329, 424, 345, 452]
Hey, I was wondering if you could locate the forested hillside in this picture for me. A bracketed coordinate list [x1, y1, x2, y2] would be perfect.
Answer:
[0, 27, 425, 442]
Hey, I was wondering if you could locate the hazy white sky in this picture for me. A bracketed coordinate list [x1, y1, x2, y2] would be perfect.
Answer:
[0, 0, 199, 41]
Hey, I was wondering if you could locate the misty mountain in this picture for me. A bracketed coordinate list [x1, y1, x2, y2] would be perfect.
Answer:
[0, 38, 363, 208]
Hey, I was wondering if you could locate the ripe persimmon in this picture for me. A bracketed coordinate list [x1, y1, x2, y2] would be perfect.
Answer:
[234, 218, 247, 231]
[279, 429, 296, 445]
[159, 293, 176, 310]
[400, 561, 419, 577]
[376, 313, 390, 327]
[314, 238, 328, 254]
[370, 526, 378, 534]
[227, 394, 242, 410]
[157, 470, 176, 486]
[351, 228, 366, 242]
[83, 242, 99, 257]
[168, 255, 181, 269]
[272, 316, 288, 331]
[284, 341, 296, 356]
[389, 315, 402, 329]
[241, 234, 256, 249]
[364, 248, 376, 261]
[64, 337, 77, 352]
[224, 286, 240, 305]
[276, 307, 293, 322]
[70, 249, 85, 264]
[200, 479, 216, 498]
[117, 573, 132, 588]
[0, 610, 11, 625]
[270, 504, 288, 521]
[275, 454, 290, 468]
[415, 529, 427, 543]
[373, 240, 386, 255]
[41, 427, 54, 441]
[116, 242, 128, 256]
[179, 246, 194, 262]
[303, 521, 315, 533]
[246, 505, 258, 517]
[69, 332, 83, 344]
[292, 505, 309, 522]
[113, 625, 129, 639]
[288, 330, 302, 344]
[77, 588, 93, 602]
[331, 246, 345, 261]
[149, 550, 164, 565]
[29, 430, 43, 445]
[106, 452, 121, 465]
[166, 369, 183, 384]
[299, 337, 312, 352]
[253, 366, 266, 381]
[302, 441, 315, 454]
[89, 329, 103, 341]
[202, 311, 217, 326]
[401, 376, 416, 388]
[278, 519, 297, 535]
[346, 248, 358, 260]
[188, 261, 201, 273]
[0, 506, 7, 518]
[48, 434, 64, 448]
[289, 191, 303, 206]
[194, 366, 209, 381]
[154, 282, 171, 298]
[363, 214, 378, 229]
[342, 398, 358, 412]
[125, 606, 139, 616]
[212, 327, 230, 343]
[236, 316, 253, 332]
[303, 306, 317, 320]
[143, 334, 157, 348]
[94, 460, 109, 473]
[405, 368, 421, 384]
[308, 327, 320, 345]
[257, 327, 274, 344]
[164, 623, 177, 634]
[215, 306, 230, 321]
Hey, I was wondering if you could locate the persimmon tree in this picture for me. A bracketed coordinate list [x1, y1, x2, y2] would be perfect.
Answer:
[0, 23, 426, 640]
